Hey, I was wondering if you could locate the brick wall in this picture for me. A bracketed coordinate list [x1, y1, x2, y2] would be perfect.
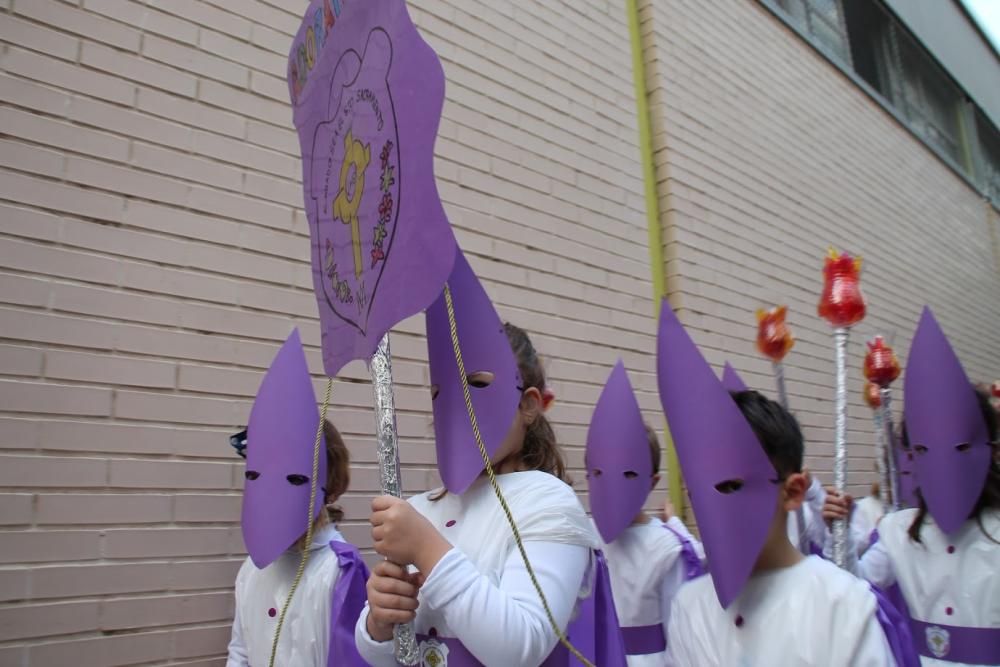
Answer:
[639, 0, 1000, 490]
[3, 0, 999, 663]
[0, 1, 653, 664]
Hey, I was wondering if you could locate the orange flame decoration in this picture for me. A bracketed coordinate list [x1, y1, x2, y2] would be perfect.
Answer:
[756, 306, 795, 362]
[863, 380, 882, 409]
[818, 248, 867, 328]
[863, 336, 900, 387]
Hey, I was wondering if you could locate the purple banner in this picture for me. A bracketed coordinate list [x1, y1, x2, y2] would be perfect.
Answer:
[289, 0, 456, 376]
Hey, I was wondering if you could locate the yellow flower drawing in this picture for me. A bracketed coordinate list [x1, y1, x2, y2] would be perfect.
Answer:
[332, 130, 371, 278]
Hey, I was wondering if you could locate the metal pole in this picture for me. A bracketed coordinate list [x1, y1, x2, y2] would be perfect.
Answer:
[369, 333, 419, 665]
[879, 387, 900, 512]
[832, 328, 849, 568]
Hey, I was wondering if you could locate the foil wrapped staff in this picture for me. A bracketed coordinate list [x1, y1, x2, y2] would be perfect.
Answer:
[817, 248, 867, 568]
[863, 336, 901, 511]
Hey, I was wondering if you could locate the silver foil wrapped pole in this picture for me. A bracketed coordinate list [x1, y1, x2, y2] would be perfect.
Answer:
[871, 409, 891, 510]
[369, 333, 419, 666]
[879, 387, 900, 512]
[773, 361, 808, 552]
[831, 328, 850, 568]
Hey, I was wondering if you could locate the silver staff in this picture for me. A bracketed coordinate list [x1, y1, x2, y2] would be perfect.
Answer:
[879, 387, 900, 511]
[831, 328, 850, 568]
[369, 333, 419, 665]
[870, 408, 892, 510]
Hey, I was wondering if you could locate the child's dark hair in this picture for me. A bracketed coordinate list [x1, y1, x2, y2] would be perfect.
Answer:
[503, 322, 569, 483]
[730, 390, 804, 479]
[323, 419, 350, 523]
[645, 423, 661, 475]
[906, 387, 999, 544]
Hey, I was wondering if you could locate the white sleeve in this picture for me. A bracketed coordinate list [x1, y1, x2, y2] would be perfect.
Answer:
[856, 538, 896, 590]
[354, 543, 588, 667]
[225, 603, 250, 667]
[354, 604, 397, 667]
[428, 542, 588, 665]
[665, 516, 705, 561]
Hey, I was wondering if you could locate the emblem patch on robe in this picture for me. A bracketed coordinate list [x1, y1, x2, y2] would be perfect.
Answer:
[926, 625, 950, 658]
[418, 637, 449, 667]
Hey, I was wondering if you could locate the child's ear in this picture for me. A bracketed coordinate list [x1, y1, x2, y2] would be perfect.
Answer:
[650, 473, 661, 491]
[520, 386, 542, 426]
[782, 472, 808, 511]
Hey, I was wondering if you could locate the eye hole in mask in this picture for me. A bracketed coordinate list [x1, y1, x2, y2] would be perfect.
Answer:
[714, 479, 744, 494]
[286, 474, 310, 486]
[623, 470, 639, 479]
[467, 371, 494, 389]
[955, 442, 971, 452]
[245, 470, 261, 481]
[589, 468, 604, 479]
[430, 384, 440, 400]
[914, 444, 929, 455]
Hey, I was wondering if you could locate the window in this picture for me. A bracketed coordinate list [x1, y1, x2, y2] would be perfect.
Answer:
[776, 0, 852, 65]
[976, 109, 1000, 202]
[767, 0, 1000, 202]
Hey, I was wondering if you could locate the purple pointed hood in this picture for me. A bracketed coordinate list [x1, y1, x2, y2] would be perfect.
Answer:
[721, 362, 749, 393]
[586, 361, 652, 543]
[656, 300, 777, 608]
[241, 329, 327, 569]
[903, 307, 990, 534]
[425, 250, 522, 494]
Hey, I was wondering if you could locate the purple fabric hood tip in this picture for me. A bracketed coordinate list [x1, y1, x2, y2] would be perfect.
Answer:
[586, 361, 653, 543]
[656, 300, 777, 608]
[289, 0, 457, 377]
[903, 307, 990, 535]
[241, 329, 327, 569]
[425, 250, 523, 495]
[721, 361, 749, 393]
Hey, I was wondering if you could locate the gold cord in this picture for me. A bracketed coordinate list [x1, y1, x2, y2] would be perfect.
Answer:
[443, 284, 594, 667]
[268, 377, 334, 667]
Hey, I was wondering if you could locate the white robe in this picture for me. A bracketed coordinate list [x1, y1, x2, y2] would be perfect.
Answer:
[601, 516, 704, 667]
[355, 470, 598, 667]
[845, 508, 1000, 666]
[226, 524, 346, 667]
[665, 555, 896, 666]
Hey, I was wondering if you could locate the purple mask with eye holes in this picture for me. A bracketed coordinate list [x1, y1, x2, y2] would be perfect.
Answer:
[425, 250, 523, 495]
[721, 361, 749, 393]
[586, 361, 652, 543]
[656, 300, 777, 608]
[903, 307, 990, 535]
[241, 329, 327, 569]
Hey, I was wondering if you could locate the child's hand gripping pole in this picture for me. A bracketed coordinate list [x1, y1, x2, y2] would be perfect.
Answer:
[369, 333, 420, 665]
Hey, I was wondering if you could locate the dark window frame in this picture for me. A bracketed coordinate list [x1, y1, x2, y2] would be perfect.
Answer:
[759, 0, 1000, 207]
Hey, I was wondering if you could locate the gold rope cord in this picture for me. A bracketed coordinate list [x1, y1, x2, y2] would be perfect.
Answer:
[443, 284, 595, 667]
[268, 377, 334, 667]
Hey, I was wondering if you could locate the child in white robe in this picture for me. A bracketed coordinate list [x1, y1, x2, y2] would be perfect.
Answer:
[355, 259, 619, 667]
[823, 309, 1000, 667]
[599, 426, 706, 667]
[654, 303, 911, 667]
[227, 331, 368, 667]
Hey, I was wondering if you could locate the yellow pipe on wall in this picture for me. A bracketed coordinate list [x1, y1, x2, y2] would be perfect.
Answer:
[625, 0, 684, 516]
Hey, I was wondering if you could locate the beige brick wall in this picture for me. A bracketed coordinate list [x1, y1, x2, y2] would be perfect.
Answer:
[3, 0, 998, 663]
[639, 0, 1000, 489]
[0, 1, 654, 663]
